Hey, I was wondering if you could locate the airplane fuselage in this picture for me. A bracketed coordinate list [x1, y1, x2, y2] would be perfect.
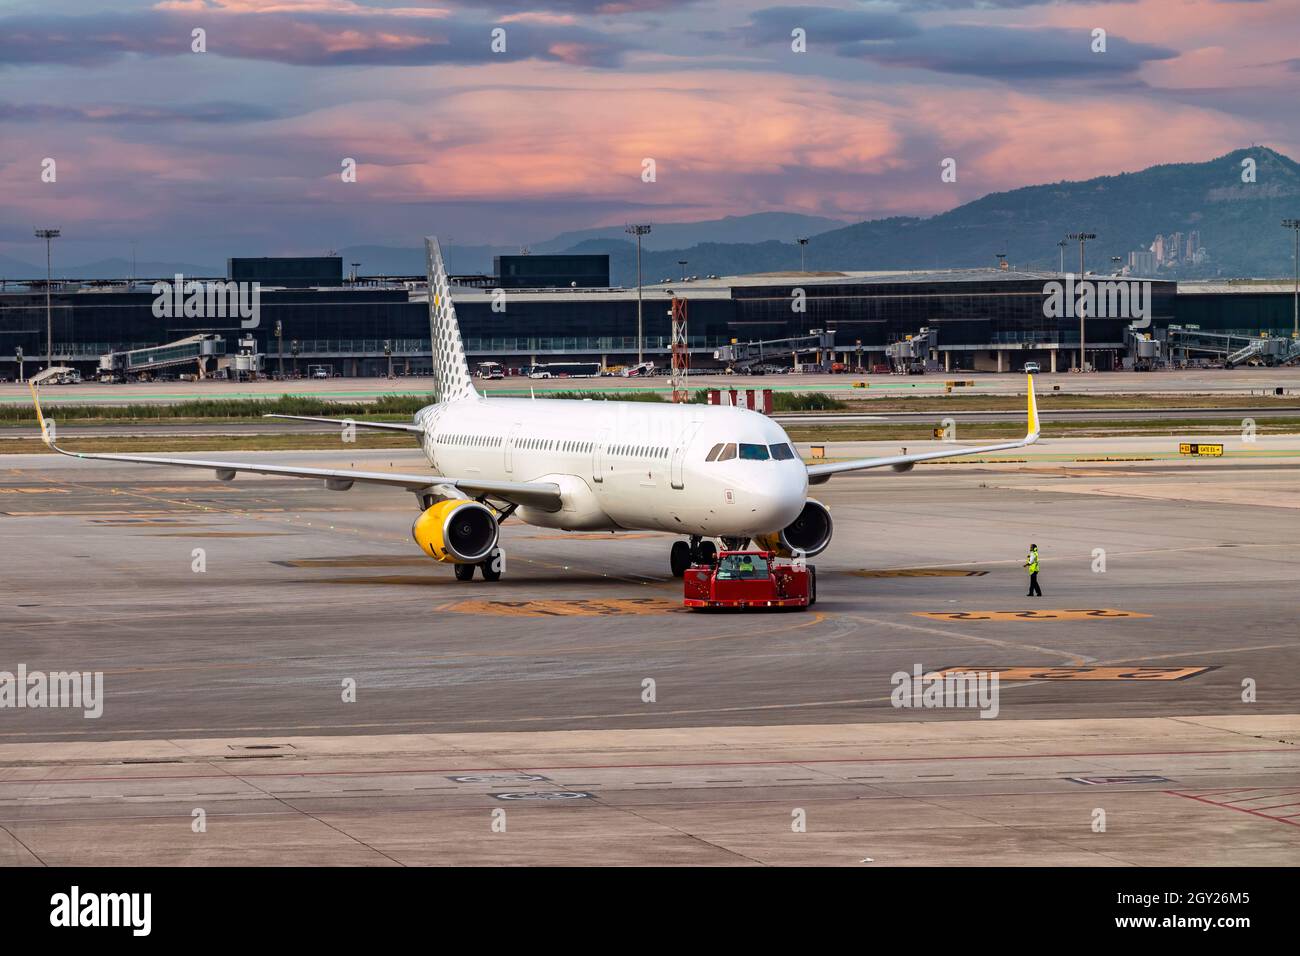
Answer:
[415, 396, 808, 537]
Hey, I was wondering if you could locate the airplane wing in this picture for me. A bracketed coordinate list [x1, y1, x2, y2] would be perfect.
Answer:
[263, 414, 424, 434]
[28, 385, 561, 512]
[806, 374, 1040, 483]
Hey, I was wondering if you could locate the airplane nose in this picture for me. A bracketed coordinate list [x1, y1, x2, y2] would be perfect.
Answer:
[739, 464, 806, 529]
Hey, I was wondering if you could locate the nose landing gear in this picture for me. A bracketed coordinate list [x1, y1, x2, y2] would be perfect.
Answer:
[670, 536, 719, 577]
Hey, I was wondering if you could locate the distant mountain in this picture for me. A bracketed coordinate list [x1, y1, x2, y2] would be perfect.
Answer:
[336, 243, 508, 277]
[564, 237, 805, 286]
[12, 150, 1298, 283]
[809, 146, 1300, 277]
[337, 213, 848, 276]
[76, 257, 224, 279]
[587, 147, 1300, 283]
[0, 254, 38, 279]
[532, 212, 848, 253]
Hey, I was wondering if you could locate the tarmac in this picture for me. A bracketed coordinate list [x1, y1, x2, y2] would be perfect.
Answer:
[2, 436, 1298, 864]
[1, 716, 1295, 866]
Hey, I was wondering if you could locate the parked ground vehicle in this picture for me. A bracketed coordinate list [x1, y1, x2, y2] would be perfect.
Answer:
[1022, 361, 1041, 374]
[683, 550, 814, 610]
[529, 362, 600, 378]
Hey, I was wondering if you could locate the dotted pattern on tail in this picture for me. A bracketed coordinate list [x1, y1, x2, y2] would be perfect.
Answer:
[425, 236, 478, 405]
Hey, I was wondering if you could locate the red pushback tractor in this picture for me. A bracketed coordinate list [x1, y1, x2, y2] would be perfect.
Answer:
[683, 550, 814, 610]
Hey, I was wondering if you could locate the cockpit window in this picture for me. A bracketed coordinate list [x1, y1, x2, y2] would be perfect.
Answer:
[738, 443, 770, 461]
[705, 443, 724, 462]
[769, 443, 796, 460]
[716, 443, 737, 461]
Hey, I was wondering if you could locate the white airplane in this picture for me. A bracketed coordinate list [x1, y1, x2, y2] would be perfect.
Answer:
[31, 237, 1040, 581]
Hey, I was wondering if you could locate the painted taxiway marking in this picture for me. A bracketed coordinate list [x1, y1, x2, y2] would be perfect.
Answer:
[273, 555, 432, 568]
[914, 608, 1151, 622]
[934, 666, 1214, 681]
[143, 530, 299, 537]
[853, 568, 988, 578]
[447, 597, 683, 617]
[1167, 789, 1300, 828]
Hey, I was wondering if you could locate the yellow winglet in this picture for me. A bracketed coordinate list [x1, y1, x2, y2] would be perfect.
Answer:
[1026, 373, 1039, 439]
[28, 382, 53, 446]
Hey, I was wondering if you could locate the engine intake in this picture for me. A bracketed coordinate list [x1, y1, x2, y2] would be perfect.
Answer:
[412, 499, 499, 564]
[756, 498, 833, 557]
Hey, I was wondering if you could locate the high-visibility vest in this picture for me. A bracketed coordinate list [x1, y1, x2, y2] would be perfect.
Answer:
[1026, 550, 1039, 573]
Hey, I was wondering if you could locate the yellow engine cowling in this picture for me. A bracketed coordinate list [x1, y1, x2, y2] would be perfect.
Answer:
[754, 498, 833, 557]
[411, 499, 499, 564]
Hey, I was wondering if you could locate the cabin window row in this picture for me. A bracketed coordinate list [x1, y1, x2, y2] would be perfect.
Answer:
[436, 435, 677, 460]
[438, 434, 601, 454]
[440, 433, 503, 448]
[610, 445, 668, 459]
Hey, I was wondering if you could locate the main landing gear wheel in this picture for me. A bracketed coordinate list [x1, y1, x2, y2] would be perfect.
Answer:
[698, 540, 717, 565]
[670, 540, 692, 577]
[454, 563, 476, 582]
[480, 547, 504, 582]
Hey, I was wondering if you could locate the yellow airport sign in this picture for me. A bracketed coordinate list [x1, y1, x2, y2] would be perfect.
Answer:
[1179, 442, 1223, 456]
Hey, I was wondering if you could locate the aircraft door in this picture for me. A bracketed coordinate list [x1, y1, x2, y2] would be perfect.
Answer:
[670, 422, 701, 490]
[593, 428, 610, 483]
[505, 422, 522, 473]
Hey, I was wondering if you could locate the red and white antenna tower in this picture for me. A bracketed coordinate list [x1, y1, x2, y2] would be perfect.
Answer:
[671, 296, 689, 402]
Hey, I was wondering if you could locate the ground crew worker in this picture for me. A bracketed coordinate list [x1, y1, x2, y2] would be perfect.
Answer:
[1024, 543, 1042, 597]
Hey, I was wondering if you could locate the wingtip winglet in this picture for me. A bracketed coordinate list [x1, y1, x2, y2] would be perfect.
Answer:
[28, 381, 53, 446]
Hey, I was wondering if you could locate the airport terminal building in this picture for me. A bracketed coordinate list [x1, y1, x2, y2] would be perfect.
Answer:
[1, 253, 1296, 378]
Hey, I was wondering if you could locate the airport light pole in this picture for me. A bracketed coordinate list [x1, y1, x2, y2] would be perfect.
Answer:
[1283, 219, 1300, 339]
[678, 259, 688, 281]
[1067, 232, 1095, 371]
[35, 228, 60, 371]
[1057, 239, 1067, 274]
[797, 237, 809, 272]
[275, 320, 284, 380]
[625, 224, 651, 364]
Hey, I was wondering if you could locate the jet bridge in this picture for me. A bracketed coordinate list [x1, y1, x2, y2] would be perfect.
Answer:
[886, 326, 938, 374]
[1165, 326, 1300, 368]
[713, 330, 835, 371]
[98, 334, 226, 381]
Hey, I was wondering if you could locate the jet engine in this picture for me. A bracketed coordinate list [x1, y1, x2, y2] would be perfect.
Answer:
[411, 499, 499, 564]
[755, 498, 833, 557]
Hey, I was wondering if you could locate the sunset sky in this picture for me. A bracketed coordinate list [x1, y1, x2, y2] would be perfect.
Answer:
[2, 0, 1297, 265]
